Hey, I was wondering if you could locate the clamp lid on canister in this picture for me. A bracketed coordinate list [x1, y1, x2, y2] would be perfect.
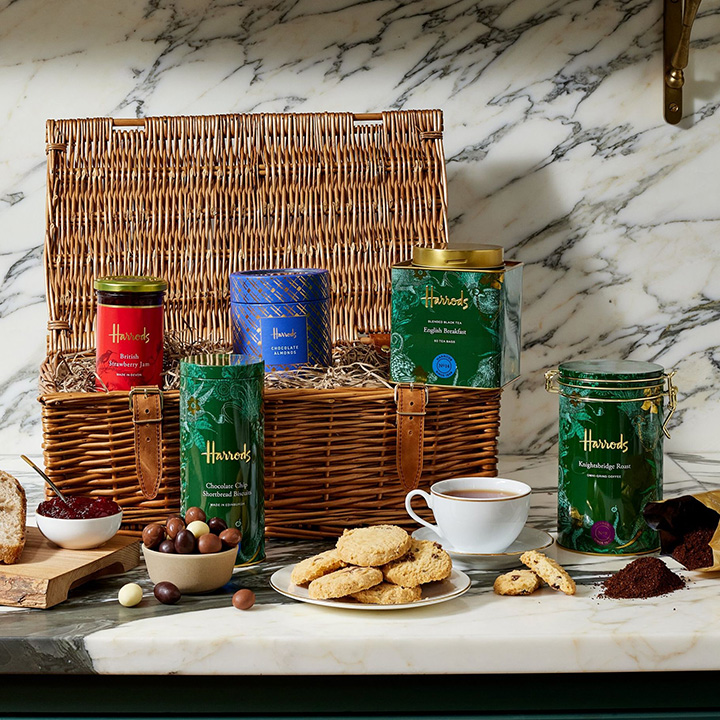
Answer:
[558, 360, 664, 384]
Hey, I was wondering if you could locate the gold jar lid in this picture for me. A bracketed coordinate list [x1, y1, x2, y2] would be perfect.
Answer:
[94, 276, 168, 293]
[412, 245, 504, 270]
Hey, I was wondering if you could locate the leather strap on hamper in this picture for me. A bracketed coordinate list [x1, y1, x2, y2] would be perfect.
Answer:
[129, 387, 164, 499]
[395, 384, 428, 492]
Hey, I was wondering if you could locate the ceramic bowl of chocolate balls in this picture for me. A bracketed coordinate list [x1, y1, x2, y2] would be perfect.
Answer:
[141, 507, 242, 594]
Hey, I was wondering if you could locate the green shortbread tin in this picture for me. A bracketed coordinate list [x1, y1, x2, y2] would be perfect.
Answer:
[179, 353, 265, 566]
[390, 245, 522, 388]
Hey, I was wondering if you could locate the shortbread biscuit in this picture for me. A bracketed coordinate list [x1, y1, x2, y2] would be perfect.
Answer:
[381, 539, 452, 587]
[520, 550, 576, 595]
[351, 582, 422, 605]
[308, 566, 383, 599]
[336, 525, 411, 567]
[493, 569, 542, 596]
[290, 549, 345, 586]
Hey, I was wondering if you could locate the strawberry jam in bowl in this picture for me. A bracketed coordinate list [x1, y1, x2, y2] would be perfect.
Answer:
[36, 497, 122, 550]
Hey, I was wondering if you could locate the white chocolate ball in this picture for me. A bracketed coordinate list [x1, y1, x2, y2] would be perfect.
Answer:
[186, 520, 210, 538]
[118, 583, 143, 607]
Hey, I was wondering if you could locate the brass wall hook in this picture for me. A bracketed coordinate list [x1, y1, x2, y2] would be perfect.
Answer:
[664, 0, 703, 124]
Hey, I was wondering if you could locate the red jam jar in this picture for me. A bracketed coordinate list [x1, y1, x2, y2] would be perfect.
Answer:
[94, 276, 167, 391]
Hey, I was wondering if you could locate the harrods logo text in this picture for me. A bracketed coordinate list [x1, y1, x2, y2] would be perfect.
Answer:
[424, 286, 469, 310]
[109, 324, 150, 344]
[582, 429, 629, 453]
[201, 441, 252, 464]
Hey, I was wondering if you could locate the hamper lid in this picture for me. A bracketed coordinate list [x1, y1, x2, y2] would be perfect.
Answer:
[43, 111, 448, 358]
[180, 354, 264, 379]
[558, 360, 664, 382]
[229, 269, 330, 305]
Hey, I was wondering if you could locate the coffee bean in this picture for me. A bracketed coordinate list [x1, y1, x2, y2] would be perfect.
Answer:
[197, 532, 222, 554]
[232, 589, 255, 610]
[174, 528, 196, 554]
[219, 528, 241, 549]
[154, 581, 181, 605]
[207, 517, 228, 535]
[142, 523, 165, 549]
[185, 506, 206, 524]
[165, 516, 185, 540]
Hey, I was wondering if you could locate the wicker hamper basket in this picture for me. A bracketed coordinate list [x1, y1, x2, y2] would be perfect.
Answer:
[39, 111, 501, 538]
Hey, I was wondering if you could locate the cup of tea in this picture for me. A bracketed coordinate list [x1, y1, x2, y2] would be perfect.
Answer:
[405, 477, 531, 553]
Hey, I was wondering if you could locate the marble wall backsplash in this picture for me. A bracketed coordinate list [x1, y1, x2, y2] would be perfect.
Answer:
[0, 0, 718, 455]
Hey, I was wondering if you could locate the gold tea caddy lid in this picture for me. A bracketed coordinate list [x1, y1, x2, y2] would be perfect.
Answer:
[412, 245, 505, 270]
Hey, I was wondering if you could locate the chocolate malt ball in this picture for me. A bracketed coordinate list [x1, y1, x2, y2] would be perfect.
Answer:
[142, 523, 165, 549]
[232, 589, 255, 610]
[219, 528, 242, 549]
[154, 581, 181, 605]
[184, 506, 206, 524]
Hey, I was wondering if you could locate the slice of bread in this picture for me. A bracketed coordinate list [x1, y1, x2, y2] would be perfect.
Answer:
[0, 470, 26, 564]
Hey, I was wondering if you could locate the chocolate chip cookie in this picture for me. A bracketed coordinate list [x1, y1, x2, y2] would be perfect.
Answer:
[308, 566, 383, 599]
[336, 525, 411, 567]
[493, 569, 542, 596]
[520, 550, 576, 595]
[381, 539, 452, 587]
[290, 549, 346, 586]
[351, 582, 422, 605]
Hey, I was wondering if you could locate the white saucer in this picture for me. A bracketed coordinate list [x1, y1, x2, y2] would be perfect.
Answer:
[412, 526, 553, 566]
[270, 565, 471, 610]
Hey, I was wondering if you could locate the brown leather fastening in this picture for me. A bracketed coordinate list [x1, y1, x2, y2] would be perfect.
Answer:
[395, 385, 427, 492]
[130, 387, 163, 499]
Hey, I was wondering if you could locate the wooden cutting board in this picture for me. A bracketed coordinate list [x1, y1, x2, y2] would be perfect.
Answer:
[0, 527, 140, 609]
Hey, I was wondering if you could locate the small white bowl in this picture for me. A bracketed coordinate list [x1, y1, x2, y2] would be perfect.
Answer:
[142, 545, 237, 593]
[35, 511, 123, 550]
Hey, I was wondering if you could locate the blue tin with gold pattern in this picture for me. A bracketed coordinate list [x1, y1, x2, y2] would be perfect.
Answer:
[230, 269, 331, 371]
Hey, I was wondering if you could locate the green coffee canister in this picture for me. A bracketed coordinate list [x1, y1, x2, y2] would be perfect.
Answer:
[545, 360, 677, 555]
[180, 354, 264, 566]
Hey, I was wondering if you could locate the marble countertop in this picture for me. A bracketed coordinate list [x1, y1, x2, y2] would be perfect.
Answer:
[1, 452, 718, 677]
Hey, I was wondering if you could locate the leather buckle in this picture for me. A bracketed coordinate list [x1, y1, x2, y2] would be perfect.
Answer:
[129, 386, 164, 500]
[394, 383, 428, 492]
[393, 383, 428, 416]
[128, 386, 164, 412]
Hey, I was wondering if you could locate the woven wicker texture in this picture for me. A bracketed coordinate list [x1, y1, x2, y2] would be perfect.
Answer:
[41, 385, 500, 537]
[44, 112, 447, 353]
[40, 111, 501, 538]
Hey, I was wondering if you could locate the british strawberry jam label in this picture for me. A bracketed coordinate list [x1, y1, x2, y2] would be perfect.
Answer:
[96, 304, 164, 390]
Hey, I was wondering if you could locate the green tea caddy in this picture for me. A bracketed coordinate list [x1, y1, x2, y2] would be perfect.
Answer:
[391, 245, 522, 388]
[545, 360, 677, 555]
[180, 354, 265, 566]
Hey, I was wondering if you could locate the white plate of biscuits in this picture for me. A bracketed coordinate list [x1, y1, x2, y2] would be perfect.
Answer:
[270, 565, 471, 610]
[270, 524, 471, 610]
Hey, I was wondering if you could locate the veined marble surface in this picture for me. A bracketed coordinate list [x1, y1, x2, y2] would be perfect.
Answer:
[1, 453, 718, 675]
[0, 0, 719, 455]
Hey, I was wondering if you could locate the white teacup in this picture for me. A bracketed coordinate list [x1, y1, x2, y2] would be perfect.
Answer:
[405, 477, 531, 553]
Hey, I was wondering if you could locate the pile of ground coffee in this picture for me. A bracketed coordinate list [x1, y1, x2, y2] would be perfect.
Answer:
[602, 557, 685, 599]
[671, 526, 715, 570]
